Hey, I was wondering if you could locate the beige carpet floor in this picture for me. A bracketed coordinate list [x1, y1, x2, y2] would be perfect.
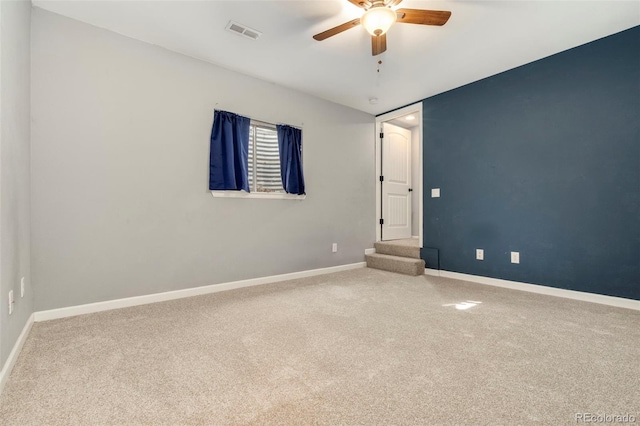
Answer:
[0, 268, 638, 425]
[379, 238, 420, 248]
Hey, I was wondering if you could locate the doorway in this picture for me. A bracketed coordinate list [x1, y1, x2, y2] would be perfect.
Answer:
[375, 102, 423, 247]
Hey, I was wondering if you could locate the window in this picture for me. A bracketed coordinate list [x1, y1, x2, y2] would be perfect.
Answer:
[209, 110, 305, 199]
[247, 122, 285, 193]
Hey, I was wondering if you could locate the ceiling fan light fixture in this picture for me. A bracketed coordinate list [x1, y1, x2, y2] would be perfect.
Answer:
[361, 6, 397, 36]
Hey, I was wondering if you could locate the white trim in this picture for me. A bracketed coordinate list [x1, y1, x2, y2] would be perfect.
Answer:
[34, 262, 366, 322]
[0, 313, 34, 395]
[424, 268, 440, 277]
[412, 235, 420, 239]
[375, 102, 424, 247]
[424, 269, 640, 311]
[211, 191, 305, 200]
[364, 248, 376, 255]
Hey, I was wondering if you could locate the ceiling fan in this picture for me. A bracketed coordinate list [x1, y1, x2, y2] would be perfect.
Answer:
[313, 0, 451, 56]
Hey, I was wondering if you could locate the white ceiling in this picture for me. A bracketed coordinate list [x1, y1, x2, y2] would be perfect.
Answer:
[33, 0, 640, 115]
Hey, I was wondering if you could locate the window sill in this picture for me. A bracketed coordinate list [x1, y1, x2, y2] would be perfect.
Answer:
[211, 191, 306, 200]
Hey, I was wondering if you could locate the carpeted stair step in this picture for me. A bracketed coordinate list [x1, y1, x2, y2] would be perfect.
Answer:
[366, 253, 425, 276]
[374, 240, 421, 259]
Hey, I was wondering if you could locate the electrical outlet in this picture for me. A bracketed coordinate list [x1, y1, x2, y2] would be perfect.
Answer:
[431, 188, 441, 198]
[476, 249, 484, 260]
[332, 243, 338, 253]
[511, 251, 520, 264]
[21, 277, 25, 298]
[8, 290, 14, 315]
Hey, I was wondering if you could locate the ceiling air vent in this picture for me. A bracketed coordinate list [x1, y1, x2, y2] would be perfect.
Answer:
[225, 21, 262, 40]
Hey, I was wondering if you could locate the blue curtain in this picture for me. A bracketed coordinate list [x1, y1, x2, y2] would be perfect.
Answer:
[277, 125, 305, 195]
[209, 110, 251, 191]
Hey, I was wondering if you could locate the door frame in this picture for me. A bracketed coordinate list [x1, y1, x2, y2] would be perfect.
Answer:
[375, 102, 424, 247]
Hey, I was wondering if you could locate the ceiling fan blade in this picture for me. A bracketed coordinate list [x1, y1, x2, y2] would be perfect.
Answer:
[396, 9, 451, 26]
[372, 34, 387, 56]
[313, 18, 361, 41]
[348, 0, 371, 9]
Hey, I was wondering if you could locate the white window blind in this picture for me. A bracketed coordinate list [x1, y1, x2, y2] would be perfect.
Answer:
[248, 122, 284, 193]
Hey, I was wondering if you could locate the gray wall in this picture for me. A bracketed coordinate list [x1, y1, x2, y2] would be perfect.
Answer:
[0, 0, 32, 368]
[421, 26, 639, 300]
[31, 9, 375, 311]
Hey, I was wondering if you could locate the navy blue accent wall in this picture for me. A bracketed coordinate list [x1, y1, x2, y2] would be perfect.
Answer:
[421, 26, 640, 300]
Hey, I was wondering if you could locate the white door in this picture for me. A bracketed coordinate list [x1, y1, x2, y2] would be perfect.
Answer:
[382, 123, 412, 240]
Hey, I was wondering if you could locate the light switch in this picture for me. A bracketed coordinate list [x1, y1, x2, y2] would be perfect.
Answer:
[431, 188, 441, 198]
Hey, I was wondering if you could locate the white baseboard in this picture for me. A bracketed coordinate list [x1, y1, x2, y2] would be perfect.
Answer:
[424, 268, 440, 277]
[0, 313, 34, 395]
[424, 269, 640, 311]
[364, 248, 375, 255]
[34, 262, 366, 322]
